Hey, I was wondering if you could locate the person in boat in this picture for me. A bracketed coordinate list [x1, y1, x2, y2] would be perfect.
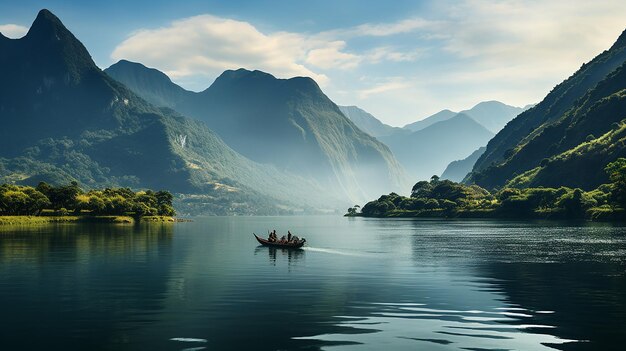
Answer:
[267, 232, 275, 242]
[287, 231, 292, 242]
[291, 235, 299, 243]
[279, 235, 287, 243]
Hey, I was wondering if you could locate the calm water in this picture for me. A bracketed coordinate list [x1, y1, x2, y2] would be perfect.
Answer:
[0, 217, 625, 350]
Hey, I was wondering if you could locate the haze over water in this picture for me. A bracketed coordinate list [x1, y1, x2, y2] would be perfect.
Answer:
[1, 217, 625, 350]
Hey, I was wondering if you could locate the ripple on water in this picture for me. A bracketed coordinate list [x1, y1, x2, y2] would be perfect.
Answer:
[297, 302, 580, 350]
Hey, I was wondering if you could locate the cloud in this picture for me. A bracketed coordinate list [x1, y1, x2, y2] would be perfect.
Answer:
[109, 1, 626, 126]
[365, 47, 423, 63]
[111, 14, 358, 88]
[305, 41, 361, 69]
[325, 17, 435, 38]
[0, 24, 28, 38]
[357, 78, 412, 99]
[111, 14, 433, 90]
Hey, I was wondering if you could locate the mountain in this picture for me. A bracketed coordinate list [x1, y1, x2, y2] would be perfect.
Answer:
[0, 9, 343, 214]
[403, 101, 526, 134]
[440, 147, 486, 182]
[106, 61, 408, 202]
[337, 105, 404, 138]
[103, 59, 187, 108]
[468, 28, 626, 190]
[459, 101, 527, 133]
[380, 114, 494, 182]
[403, 109, 457, 132]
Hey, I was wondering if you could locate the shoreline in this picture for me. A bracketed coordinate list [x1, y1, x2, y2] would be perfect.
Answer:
[345, 208, 626, 222]
[0, 215, 184, 225]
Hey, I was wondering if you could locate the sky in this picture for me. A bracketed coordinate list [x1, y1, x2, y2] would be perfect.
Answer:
[1, 0, 626, 126]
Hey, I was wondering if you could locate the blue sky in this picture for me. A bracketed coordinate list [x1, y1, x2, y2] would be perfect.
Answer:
[2, 0, 626, 126]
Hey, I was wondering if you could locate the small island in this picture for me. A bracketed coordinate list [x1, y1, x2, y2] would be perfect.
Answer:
[0, 181, 177, 225]
[347, 158, 626, 221]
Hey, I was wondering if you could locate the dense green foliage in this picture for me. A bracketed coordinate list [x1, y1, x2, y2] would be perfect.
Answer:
[0, 182, 175, 216]
[469, 29, 626, 190]
[351, 159, 626, 220]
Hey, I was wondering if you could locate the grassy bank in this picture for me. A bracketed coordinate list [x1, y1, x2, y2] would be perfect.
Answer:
[0, 215, 178, 225]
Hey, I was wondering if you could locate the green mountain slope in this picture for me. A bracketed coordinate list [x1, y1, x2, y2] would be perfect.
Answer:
[338, 105, 404, 137]
[106, 61, 408, 202]
[469, 29, 626, 188]
[468, 29, 626, 190]
[0, 9, 341, 213]
[441, 147, 486, 182]
[499, 62, 626, 190]
[380, 114, 494, 182]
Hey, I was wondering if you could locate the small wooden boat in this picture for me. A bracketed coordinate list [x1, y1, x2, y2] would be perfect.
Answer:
[253, 233, 306, 248]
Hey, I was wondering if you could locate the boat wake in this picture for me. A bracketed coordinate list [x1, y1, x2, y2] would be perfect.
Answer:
[304, 247, 373, 257]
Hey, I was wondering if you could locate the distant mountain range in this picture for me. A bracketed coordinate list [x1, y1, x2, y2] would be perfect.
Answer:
[380, 114, 494, 182]
[403, 109, 458, 132]
[105, 60, 408, 203]
[404, 101, 528, 133]
[0, 9, 380, 214]
[467, 28, 626, 190]
[440, 147, 486, 182]
[338, 101, 525, 183]
[338, 105, 404, 138]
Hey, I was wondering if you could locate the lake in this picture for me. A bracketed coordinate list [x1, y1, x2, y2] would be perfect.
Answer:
[0, 217, 625, 350]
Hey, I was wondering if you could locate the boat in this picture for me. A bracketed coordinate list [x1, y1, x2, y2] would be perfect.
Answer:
[253, 233, 306, 248]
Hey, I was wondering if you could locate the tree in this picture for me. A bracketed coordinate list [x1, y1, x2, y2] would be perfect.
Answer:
[0, 185, 50, 215]
[605, 158, 626, 208]
[411, 181, 432, 198]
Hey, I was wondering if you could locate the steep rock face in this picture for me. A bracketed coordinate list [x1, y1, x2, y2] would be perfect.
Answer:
[380, 114, 494, 182]
[106, 62, 409, 202]
[469, 29, 626, 188]
[0, 10, 341, 212]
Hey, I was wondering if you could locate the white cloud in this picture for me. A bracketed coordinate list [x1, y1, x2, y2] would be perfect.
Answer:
[111, 14, 353, 88]
[0, 24, 28, 38]
[109, 1, 626, 126]
[365, 47, 423, 63]
[305, 41, 361, 69]
[357, 78, 412, 99]
[325, 17, 435, 38]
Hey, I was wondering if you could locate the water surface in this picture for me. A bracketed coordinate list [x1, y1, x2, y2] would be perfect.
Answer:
[0, 217, 624, 350]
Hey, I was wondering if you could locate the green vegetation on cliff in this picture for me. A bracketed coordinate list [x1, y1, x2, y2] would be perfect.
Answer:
[468, 29, 626, 190]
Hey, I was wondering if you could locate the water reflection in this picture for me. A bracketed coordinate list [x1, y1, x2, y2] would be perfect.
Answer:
[0, 222, 174, 350]
[0, 217, 624, 350]
[254, 246, 305, 265]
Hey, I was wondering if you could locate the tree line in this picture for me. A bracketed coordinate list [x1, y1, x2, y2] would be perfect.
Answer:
[348, 158, 626, 220]
[0, 181, 175, 217]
